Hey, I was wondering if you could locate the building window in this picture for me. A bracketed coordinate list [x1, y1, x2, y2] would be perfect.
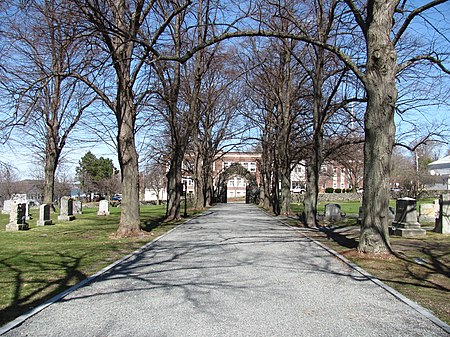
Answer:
[249, 162, 256, 172]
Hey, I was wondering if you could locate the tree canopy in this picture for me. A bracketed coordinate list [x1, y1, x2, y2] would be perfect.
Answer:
[75, 151, 117, 196]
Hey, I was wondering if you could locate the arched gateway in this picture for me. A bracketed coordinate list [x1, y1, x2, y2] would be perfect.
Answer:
[214, 163, 259, 204]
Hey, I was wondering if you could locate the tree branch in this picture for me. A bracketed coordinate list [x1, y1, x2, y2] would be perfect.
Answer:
[394, 0, 449, 45]
[397, 54, 450, 74]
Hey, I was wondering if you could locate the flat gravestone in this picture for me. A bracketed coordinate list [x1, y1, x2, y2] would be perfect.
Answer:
[5, 202, 29, 231]
[392, 197, 425, 237]
[37, 204, 53, 226]
[97, 200, 110, 216]
[434, 194, 450, 234]
[58, 197, 76, 221]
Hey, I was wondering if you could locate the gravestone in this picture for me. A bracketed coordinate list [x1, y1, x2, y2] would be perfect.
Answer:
[97, 200, 110, 216]
[58, 197, 76, 221]
[37, 204, 53, 226]
[358, 207, 395, 225]
[13, 194, 30, 220]
[2, 199, 13, 214]
[325, 204, 342, 221]
[392, 197, 426, 237]
[418, 203, 436, 223]
[73, 200, 83, 215]
[434, 194, 450, 234]
[5, 202, 29, 231]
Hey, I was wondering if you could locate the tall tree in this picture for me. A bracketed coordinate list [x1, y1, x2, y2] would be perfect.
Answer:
[0, 0, 94, 208]
[73, 0, 193, 235]
[76, 151, 117, 197]
[342, 0, 450, 252]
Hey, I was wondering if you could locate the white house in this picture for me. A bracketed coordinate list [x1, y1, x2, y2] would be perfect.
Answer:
[428, 155, 450, 190]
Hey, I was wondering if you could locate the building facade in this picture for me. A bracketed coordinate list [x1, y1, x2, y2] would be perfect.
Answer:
[144, 152, 361, 202]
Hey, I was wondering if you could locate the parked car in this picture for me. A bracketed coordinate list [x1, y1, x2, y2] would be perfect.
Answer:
[110, 194, 122, 207]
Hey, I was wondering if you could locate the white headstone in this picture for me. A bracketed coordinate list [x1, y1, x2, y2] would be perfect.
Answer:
[2, 199, 13, 214]
[73, 200, 82, 214]
[97, 200, 110, 216]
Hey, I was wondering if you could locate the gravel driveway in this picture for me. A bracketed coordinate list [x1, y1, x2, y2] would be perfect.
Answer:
[2, 203, 448, 336]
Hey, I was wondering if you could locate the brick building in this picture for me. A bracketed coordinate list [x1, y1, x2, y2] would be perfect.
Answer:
[145, 152, 360, 202]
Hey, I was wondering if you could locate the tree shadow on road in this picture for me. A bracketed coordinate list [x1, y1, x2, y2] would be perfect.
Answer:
[0, 251, 87, 326]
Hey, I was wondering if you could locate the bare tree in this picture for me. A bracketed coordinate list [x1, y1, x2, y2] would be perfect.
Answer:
[342, 0, 450, 253]
[0, 0, 94, 208]
[0, 162, 19, 205]
[72, 0, 196, 234]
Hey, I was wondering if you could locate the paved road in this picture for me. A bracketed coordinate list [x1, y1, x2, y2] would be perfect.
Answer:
[2, 204, 448, 336]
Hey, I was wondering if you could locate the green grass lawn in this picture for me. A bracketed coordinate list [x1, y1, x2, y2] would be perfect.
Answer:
[290, 200, 364, 214]
[290, 197, 436, 215]
[0, 204, 178, 326]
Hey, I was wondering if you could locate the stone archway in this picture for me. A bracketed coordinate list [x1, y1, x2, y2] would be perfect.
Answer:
[214, 163, 259, 204]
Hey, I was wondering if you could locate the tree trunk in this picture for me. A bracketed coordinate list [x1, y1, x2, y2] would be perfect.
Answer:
[43, 125, 60, 208]
[280, 169, 291, 216]
[166, 149, 184, 220]
[114, 99, 141, 237]
[259, 134, 272, 209]
[43, 155, 57, 206]
[358, 0, 398, 253]
[303, 130, 324, 227]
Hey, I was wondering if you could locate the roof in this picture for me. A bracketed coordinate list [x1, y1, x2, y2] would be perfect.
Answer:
[428, 156, 450, 176]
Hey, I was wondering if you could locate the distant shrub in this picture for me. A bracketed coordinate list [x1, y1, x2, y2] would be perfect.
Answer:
[325, 187, 334, 193]
[334, 188, 342, 193]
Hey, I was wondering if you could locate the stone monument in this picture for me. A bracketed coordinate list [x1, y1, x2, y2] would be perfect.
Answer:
[392, 197, 426, 237]
[419, 203, 436, 223]
[325, 204, 342, 221]
[2, 199, 13, 214]
[6, 202, 29, 231]
[58, 197, 76, 221]
[73, 200, 83, 215]
[37, 204, 53, 226]
[434, 194, 450, 234]
[97, 199, 110, 216]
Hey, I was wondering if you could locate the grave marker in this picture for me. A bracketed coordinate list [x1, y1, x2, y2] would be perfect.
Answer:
[434, 194, 450, 234]
[37, 204, 53, 226]
[58, 197, 75, 221]
[97, 200, 110, 216]
[5, 202, 29, 231]
[325, 204, 342, 221]
[392, 197, 425, 237]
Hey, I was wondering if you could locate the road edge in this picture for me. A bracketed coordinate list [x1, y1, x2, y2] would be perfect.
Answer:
[284, 223, 450, 335]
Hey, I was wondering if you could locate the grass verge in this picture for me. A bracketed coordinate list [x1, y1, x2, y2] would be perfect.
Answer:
[0, 204, 185, 326]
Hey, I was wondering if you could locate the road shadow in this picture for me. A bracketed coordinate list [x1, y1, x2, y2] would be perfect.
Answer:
[0, 251, 87, 326]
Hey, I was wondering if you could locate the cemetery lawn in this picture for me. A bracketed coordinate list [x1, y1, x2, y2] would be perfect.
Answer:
[0, 204, 181, 326]
[295, 220, 450, 325]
